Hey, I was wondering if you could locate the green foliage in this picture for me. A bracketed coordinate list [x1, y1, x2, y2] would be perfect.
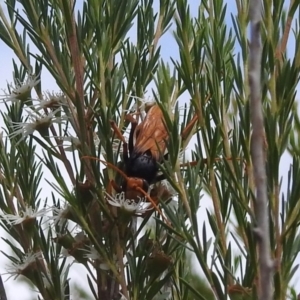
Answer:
[0, 0, 300, 299]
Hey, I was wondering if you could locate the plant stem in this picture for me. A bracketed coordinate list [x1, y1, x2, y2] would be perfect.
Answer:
[249, 1, 273, 299]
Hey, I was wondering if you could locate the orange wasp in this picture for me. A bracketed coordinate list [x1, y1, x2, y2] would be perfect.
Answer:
[109, 103, 199, 210]
[109, 104, 169, 205]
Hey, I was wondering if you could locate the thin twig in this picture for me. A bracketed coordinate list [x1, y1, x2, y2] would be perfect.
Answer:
[275, 0, 295, 61]
[248, 1, 273, 299]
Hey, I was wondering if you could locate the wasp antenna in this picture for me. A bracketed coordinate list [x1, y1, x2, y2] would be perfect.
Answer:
[81, 156, 129, 180]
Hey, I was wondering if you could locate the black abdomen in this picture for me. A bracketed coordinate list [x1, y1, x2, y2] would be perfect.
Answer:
[126, 151, 158, 184]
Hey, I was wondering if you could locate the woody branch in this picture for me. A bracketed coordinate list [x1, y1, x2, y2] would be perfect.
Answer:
[249, 0, 273, 299]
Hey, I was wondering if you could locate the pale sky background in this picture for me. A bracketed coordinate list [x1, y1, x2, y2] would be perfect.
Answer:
[0, 0, 299, 299]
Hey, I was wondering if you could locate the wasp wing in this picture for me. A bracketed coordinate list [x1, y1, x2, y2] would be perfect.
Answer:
[133, 105, 168, 161]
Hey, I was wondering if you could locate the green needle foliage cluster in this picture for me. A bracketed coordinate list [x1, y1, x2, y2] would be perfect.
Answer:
[0, 0, 299, 299]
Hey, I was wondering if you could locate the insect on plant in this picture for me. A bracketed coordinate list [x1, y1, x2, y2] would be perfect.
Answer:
[105, 102, 199, 215]
[82, 102, 200, 218]
[108, 103, 169, 211]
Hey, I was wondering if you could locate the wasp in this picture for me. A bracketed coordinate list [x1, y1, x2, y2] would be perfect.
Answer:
[108, 104, 168, 206]
[106, 102, 199, 216]
[81, 102, 199, 220]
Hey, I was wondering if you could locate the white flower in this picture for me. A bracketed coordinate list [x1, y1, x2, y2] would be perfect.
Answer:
[81, 246, 118, 270]
[82, 247, 110, 270]
[5, 251, 42, 280]
[9, 109, 66, 143]
[49, 205, 70, 227]
[0, 206, 49, 225]
[1, 76, 40, 103]
[105, 192, 151, 214]
[82, 246, 101, 260]
[33, 91, 67, 111]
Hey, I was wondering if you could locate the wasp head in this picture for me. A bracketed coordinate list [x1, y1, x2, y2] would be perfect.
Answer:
[122, 177, 149, 202]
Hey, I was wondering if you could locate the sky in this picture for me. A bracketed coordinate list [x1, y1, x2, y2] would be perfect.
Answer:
[0, 0, 299, 299]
